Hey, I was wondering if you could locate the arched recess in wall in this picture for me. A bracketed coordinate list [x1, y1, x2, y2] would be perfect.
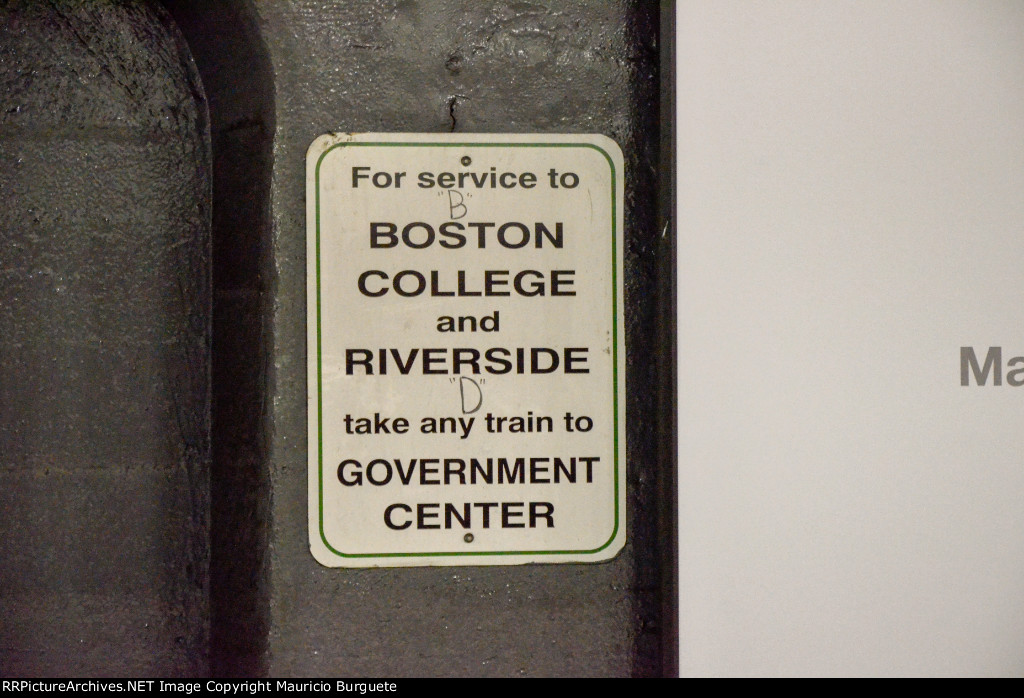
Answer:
[162, 0, 276, 677]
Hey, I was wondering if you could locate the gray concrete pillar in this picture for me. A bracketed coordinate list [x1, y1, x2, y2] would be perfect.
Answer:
[0, 0, 211, 676]
[253, 0, 664, 676]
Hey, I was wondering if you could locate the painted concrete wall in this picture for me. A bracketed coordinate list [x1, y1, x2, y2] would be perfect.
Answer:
[253, 1, 664, 677]
[0, 0, 668, 677]
[0, 0, 211, 676]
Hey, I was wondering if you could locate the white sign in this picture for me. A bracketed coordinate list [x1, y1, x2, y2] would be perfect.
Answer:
[307, 133, 625, 567]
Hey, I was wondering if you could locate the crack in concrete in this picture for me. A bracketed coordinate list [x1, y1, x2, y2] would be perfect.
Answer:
[447, 94, 466, 132]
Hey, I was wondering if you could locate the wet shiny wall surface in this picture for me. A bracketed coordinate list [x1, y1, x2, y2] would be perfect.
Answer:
[254, 1, 662, 676]
[0, 0, 665, 677]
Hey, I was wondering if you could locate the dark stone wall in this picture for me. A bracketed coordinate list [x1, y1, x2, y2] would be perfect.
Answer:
[0, 0, 667, 677]
[254, 0, 663, 677]
[0, 0, 211, 676]
[161, 0, 276, 677]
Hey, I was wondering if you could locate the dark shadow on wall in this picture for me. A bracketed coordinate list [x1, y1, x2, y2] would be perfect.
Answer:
[163, 0, 276, 677]
[656, 0, 679, 679]
[620, 0, 664, 677]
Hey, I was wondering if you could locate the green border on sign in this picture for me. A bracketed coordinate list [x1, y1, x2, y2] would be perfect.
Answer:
[314, 139, 621, 560]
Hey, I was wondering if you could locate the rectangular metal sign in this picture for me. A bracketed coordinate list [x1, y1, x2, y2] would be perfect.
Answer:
[307, 133, 625, 567]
